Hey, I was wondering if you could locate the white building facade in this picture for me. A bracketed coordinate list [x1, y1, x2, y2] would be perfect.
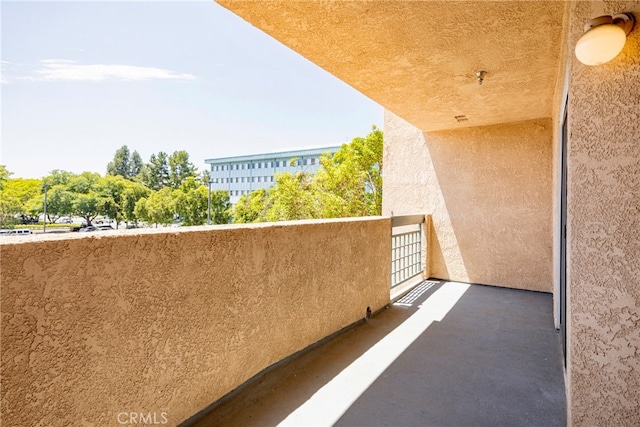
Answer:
[205, 146, 340, 205]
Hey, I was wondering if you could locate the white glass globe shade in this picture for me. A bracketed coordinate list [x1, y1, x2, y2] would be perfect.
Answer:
[575, 24, 627, 65]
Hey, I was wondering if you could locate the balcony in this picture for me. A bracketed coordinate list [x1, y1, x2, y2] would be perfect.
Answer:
[1, 215, 565, 426]
[189, 279, 566, 426]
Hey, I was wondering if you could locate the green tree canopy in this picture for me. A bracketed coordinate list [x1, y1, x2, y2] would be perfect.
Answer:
[315, 125, 383, 217]
[2, 178, 41, 207]
[233, 188, 268, 223]
[40, 170, 77, 223]
[209, 190, 231, 225]
[0, 194, 21, 227]
[175, 177, 207, 226]
[65, 173, 110, 225]
[174, 177, 230, 225]
[0, 175, 43, 226]
[130, 150, 143, 179]
[106, 145, 132, 178]
[199, 169, 211, 186]
[106, 146, 144, 180]
[98, 175, 130, 227]
[232, 126, 383, 223]
[264, 171, 319, 222]
[44, 185, 74, 223]
[134, 187, 175, 226]
[168, 150, 197, 188]
[141, 152, 170, 191]
[43, 170, 74, 187]
[0, 165, 11, 190]
[0, 168, 20, 226]
[121, 180, 150, 225]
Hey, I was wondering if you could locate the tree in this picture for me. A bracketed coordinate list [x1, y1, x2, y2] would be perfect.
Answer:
[199, 169, 211, 186]
[24, 195, 45, 224]
[233, 188, 268, 223]
[0, 166, 16, 226]
[129, 150, 143, 179]
[0, 177, 44, 226]
[174, 177, 230, 225]
[106, 146, 144, 181]
[106, 145, 132, 178]
[98, 175, 130, 228]
[39, 170, 77, 223]
[168, 150, 197, 188]
[15, 178, 44, 224]
[0, 165, 11, 190]
[0, 176, 20, 227]
[66, 172, 101, 194]
[72, 192, 104, 226]
[141, 152, 170, 190]
[121, 180, 150, 225]
[134, 187, 175, 226]
[66, 172, 111, 225]
[175, 177, 208, 226]
[209, 190, 231, 224]
[314, 126, 383, 217]
[43, 170, 74, 187]
[264, 171, 319, 222]
[0, 195, 21, 227]
[45, 185, 74, 223]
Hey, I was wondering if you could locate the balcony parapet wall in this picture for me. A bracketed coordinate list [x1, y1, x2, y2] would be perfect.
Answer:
[0, 217, 391, 426]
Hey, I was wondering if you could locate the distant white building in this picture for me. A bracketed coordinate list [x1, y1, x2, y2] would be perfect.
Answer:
[205, 146, 340, 205]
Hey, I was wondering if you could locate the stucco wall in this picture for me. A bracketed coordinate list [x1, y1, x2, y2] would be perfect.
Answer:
[0, 218, 391, 426]
[383, 112, 553, 292]
[567, 2, 640, 425]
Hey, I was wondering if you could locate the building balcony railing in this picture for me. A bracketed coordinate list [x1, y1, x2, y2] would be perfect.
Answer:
[390, 214, 425, 288]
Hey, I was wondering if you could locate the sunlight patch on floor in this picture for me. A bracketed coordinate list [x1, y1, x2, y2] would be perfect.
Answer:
[278, 281, 470, 427]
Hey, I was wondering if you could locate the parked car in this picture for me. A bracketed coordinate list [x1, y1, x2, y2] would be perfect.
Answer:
[96, 225, 114, 231]
[1, 229, 32, 236]
[78, 226, 97, 232]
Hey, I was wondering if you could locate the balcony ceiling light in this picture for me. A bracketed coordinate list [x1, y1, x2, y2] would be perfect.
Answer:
[575, 13, 635, 66]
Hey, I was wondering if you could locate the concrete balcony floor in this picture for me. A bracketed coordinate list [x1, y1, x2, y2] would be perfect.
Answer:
[189, 280, 566, 427]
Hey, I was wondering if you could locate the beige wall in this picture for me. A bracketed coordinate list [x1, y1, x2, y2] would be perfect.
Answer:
[383, 112, 553, 292]
[566, 2, 640, 425]
[0, 218, 391, 426]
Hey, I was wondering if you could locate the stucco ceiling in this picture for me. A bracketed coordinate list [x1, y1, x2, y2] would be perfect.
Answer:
[217, 0, 567, 132]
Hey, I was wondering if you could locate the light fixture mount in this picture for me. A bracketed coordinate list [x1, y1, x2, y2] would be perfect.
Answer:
[584, 13, 635, 34]
[475, 70, 487, 86]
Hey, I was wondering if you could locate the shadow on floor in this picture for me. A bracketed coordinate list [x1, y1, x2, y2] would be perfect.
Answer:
[188, 281, 566, 427]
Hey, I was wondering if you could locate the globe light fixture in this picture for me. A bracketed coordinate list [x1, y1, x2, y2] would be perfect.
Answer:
[575, 13, 635, 66]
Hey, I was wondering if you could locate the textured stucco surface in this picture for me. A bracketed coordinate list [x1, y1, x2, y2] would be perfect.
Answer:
[217, 0, 565, 132]
[567, 2, 640, 425]
[0, 218, 391, 426]
[383, 112, 553, 292]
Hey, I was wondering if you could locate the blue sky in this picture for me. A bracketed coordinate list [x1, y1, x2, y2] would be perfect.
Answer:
[1, 0, 382, 179]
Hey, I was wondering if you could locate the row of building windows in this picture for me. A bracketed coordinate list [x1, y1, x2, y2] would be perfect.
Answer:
[213, 176, 276, 184]
[212, 158, 317, 171]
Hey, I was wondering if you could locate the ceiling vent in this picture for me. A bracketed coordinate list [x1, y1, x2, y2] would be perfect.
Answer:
[454, 115, 469, 122]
